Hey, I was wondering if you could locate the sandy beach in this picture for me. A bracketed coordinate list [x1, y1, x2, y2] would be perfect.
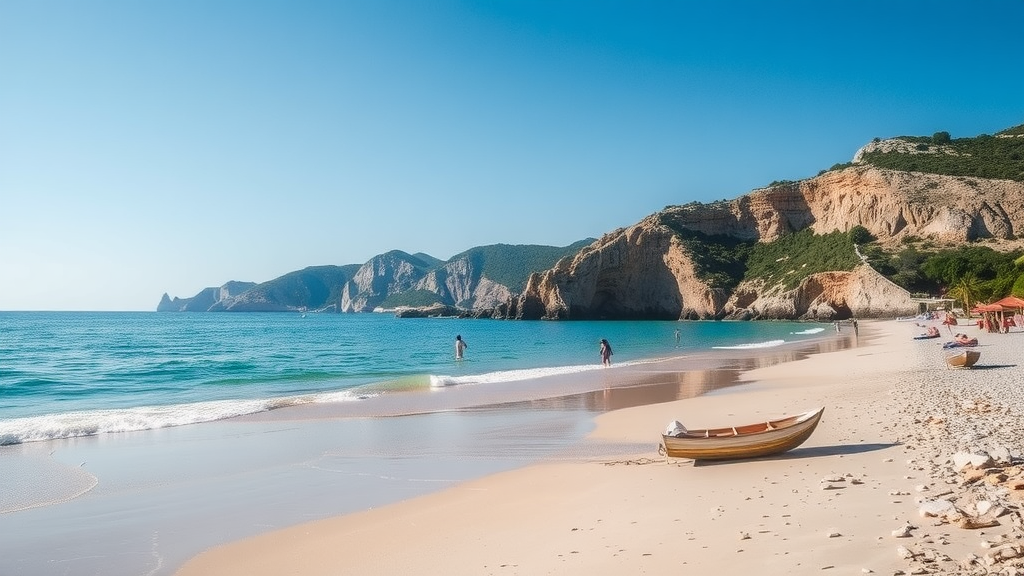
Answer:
[175, 320, 1024, 575]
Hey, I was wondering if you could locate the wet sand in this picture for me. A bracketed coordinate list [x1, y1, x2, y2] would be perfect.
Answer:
[176, 325, 928, 576]
[2, 329, 854, 576]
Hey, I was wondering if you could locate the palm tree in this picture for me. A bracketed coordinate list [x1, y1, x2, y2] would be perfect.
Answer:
[945, 273, 982, 317]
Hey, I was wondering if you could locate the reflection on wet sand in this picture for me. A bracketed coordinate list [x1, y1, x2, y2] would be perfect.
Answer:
[481, 332, 858, 414]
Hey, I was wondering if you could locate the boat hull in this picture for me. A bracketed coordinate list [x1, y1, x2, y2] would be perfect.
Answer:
[661, 407, 824, 461]
[946, 350, 981, 368]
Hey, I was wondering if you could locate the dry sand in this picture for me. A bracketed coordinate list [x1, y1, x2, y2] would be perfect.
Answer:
[176, 319, 1024, 576]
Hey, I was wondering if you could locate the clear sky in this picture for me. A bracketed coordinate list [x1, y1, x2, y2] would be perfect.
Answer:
[2, 1, 1022, 311]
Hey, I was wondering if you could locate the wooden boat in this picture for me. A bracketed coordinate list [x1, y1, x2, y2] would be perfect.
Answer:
[945, 350, 981, 368]
[661, 407, 824, 461]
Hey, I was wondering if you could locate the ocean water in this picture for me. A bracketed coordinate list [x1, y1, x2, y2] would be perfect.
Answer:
[0, 311, 844, 576]
[0, 311, 828, 446]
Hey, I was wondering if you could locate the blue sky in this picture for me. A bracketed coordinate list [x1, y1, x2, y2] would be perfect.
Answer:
[2, 1, 1022, 311]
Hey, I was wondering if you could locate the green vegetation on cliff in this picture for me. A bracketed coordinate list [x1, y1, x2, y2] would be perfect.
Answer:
[669, 229, 751, 291]
[667, 225, 863, 293]
[865, 243, 1024, 305]
[457, 240, 594, 291]
[380, 289, 446, 308]
[230, 265, 359, 311]
[744, 229, 861, 290]
[859, 125, 1024, 181]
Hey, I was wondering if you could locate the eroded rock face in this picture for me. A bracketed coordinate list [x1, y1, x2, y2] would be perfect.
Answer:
[516, 166, 1023, 320]
[659, 166, 1024, 245]
[414, 257, 513, 310]
[722, 265, 916, 320]
[513, 218, 726, 320]
[341, 253, 428, 312]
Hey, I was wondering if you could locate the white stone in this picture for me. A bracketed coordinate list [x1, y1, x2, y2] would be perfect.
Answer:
[989, 445, 1013, 465]
[891, 525, 913, 538]
[918, 500, 956, 518]
[952, 452, 994, 470]
[976, 501, 993, 516]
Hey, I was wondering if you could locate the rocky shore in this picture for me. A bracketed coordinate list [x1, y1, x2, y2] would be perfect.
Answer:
[888, 325, 1024, 575]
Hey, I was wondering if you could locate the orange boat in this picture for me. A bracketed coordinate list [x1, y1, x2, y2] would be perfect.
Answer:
[661, 407, 824, 461]
[945, 350, 981, 369]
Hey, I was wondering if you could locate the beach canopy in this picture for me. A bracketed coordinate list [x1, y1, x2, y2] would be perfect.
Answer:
[972, 303, 1004, 313]
[992, 295, 1024, 309]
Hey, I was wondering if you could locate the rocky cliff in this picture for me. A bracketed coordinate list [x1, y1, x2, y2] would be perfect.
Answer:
[159, 130, 1024, 320]
[160, 243, 586, 314]
[340, 251, 437, 313]
[413, 258, 513, 311]
[513, 165, 1024, 320]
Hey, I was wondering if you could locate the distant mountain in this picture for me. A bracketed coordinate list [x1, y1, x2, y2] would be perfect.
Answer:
[211, 265, 361, 312]
[161, 123, 1024, 320]
[157, 241, 593, 313]
[157, 281, 258, 312]
[339, 250, 442, 313]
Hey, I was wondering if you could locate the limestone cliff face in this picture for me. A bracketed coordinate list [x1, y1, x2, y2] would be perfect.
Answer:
[516, 166, 1024, 320]
[797, 168, 1024, 243]
[514, 216, 724, 320]
[657, 166, 1024, 244]
[414, 256, 513, 310]
[723, 265, 916, 320]
[340, 251, 431, 313]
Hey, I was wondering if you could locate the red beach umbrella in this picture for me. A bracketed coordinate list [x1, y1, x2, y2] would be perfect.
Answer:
[993, 295, 1024, 310]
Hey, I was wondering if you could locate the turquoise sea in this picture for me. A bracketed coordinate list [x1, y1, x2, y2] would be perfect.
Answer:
[1, 311, 840, 576]
[0, 312, 829, 446]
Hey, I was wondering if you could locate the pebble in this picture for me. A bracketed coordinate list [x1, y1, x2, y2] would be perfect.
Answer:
[887, 326, 1024, 575]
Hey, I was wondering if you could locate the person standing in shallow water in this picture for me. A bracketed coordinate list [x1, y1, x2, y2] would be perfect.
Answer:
[599, 338, 612, 366]
[454, 335, 467, 360]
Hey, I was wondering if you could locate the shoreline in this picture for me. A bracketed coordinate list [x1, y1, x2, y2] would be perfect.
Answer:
[2, 324, 853, 576]
[239, 329, 857, 422]
[177, 318, 1024, 575]
[176, 320, 942, 576]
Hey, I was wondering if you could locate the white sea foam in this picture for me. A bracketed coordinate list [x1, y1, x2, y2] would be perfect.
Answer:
[430, 363, 605, 388]
[711, 339, 786, 350]
[790, 327, 826, 335]
[0, 390, 370, 446]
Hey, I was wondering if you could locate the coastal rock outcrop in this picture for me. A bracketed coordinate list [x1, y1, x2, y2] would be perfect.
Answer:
[655, 166, 1024, 246]
[515, 165, 1024, 320]
[512, 217, 723, 320]
[722, 264, 916, 320]
[159, 154, 1024, 320]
